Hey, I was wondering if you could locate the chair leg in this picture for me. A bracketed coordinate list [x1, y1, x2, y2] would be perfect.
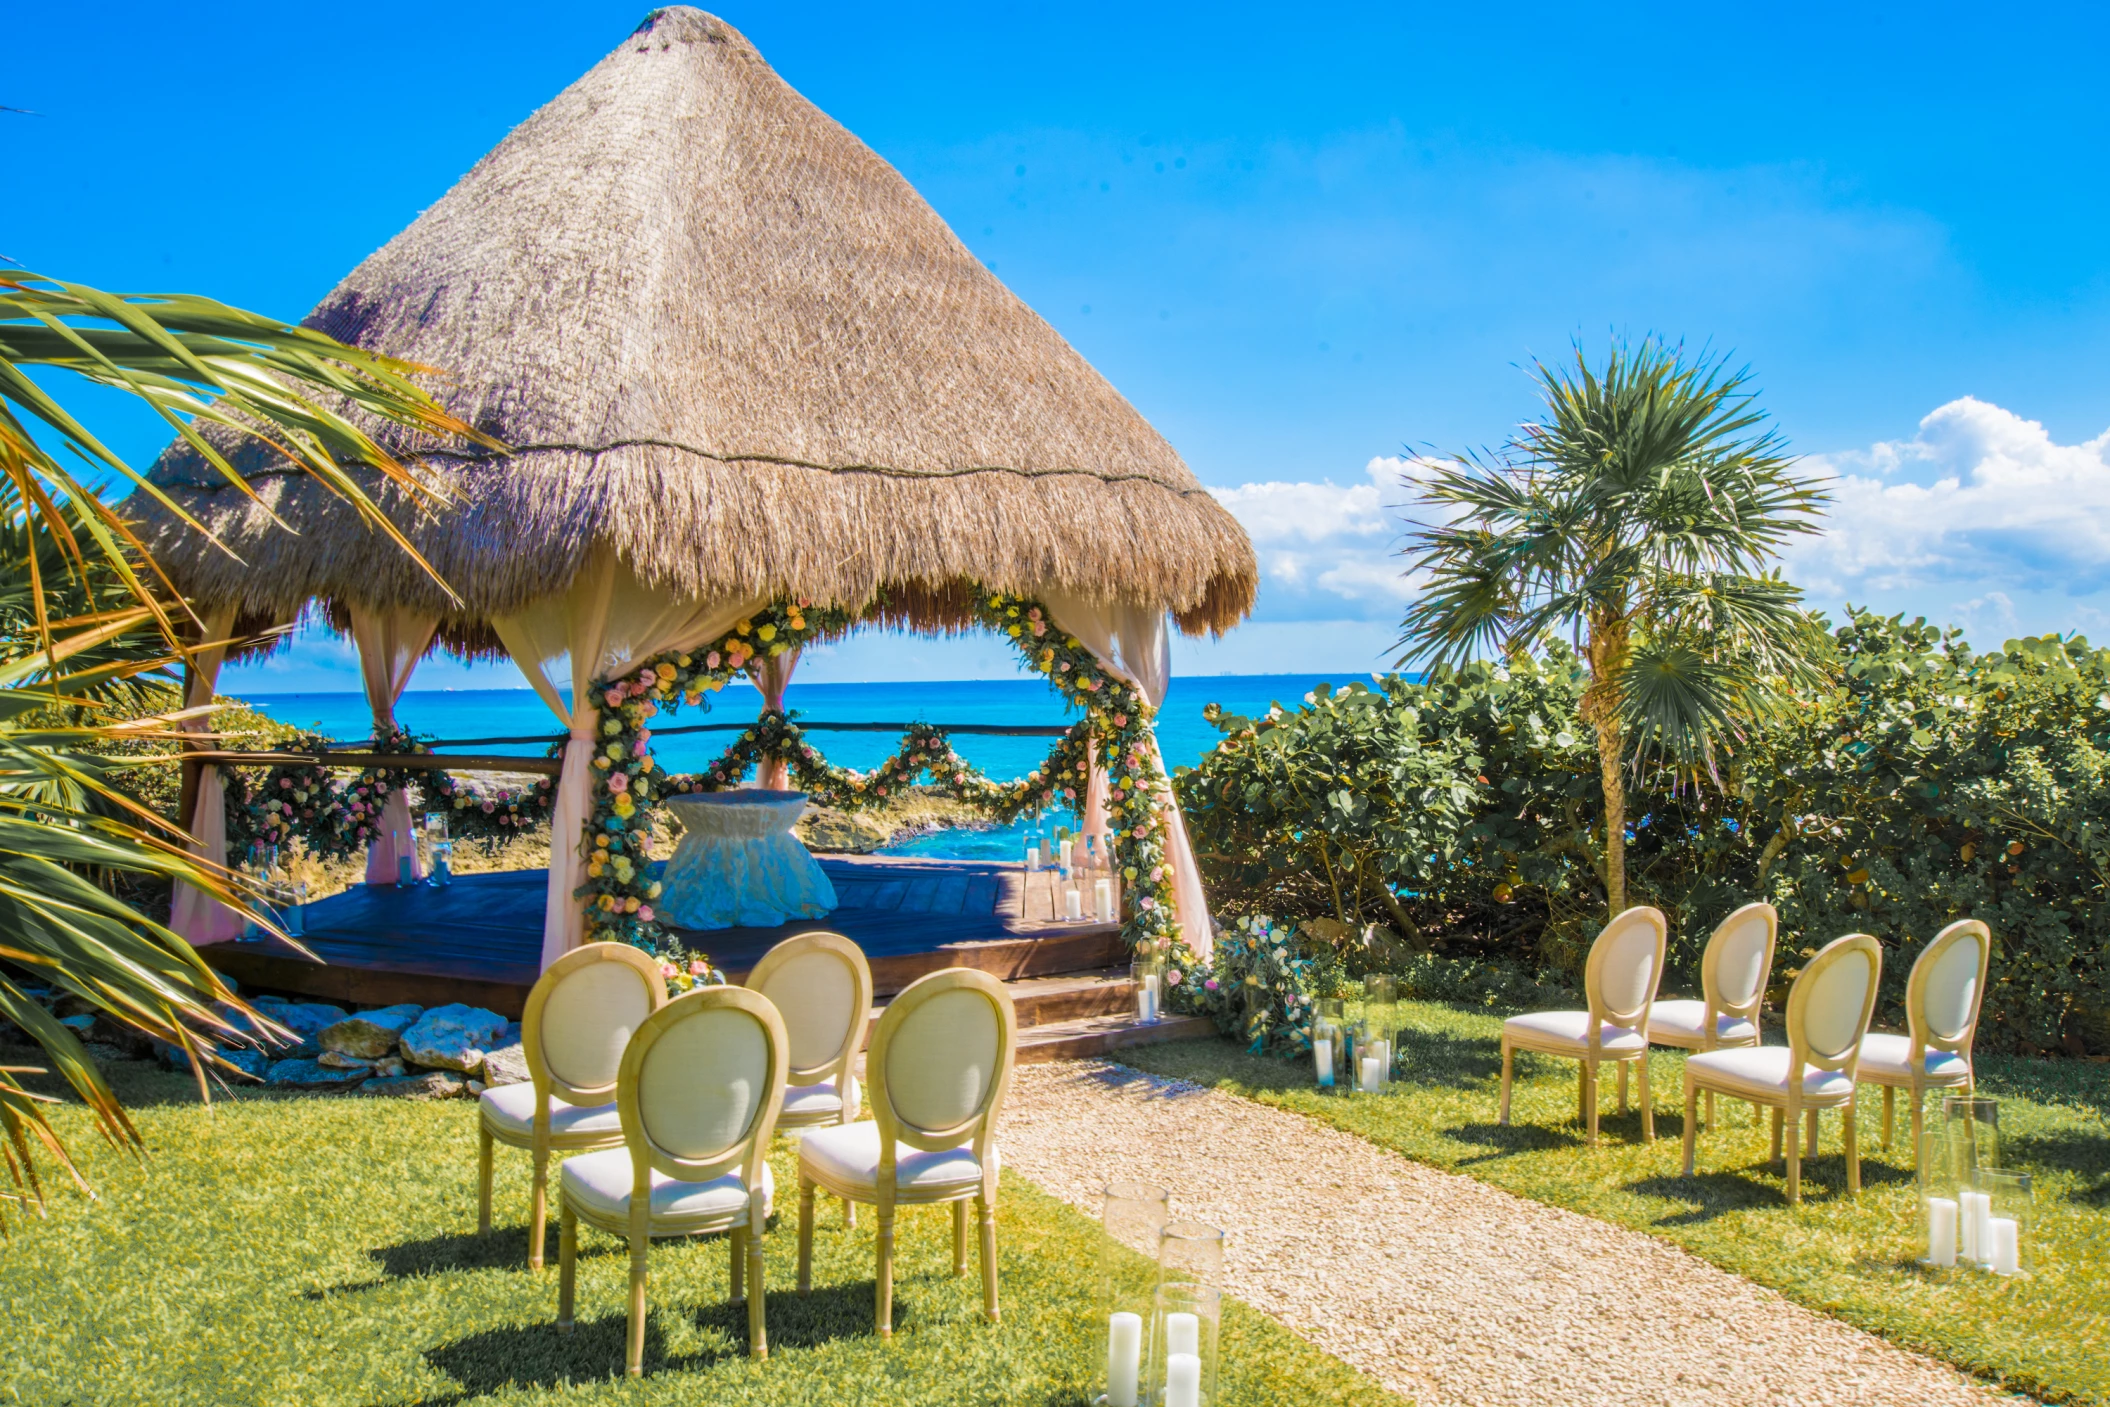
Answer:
[952, 1200, 969, 1277]
[1616, 1059, 1629, 1114]
[557, 1202, 577, 1332]
[477, 1126, 495, 1235]
[1910, 1089, 1927, 1176]
[1845, 1104, 1861, 1197]
[1584, 1060, 1599, 1148]
[1806, 1106, 1820, 1158]
[1637, 1057, 1654, 1142]
[844, 1195, 856, 1231]
[876, 1200, 897, 1340]
[1770, 1106, 1783, 1163]
[731, 1225, 747, 1303]
[978, 1190, 1000, 1324]
[1883, 1085, 1896, 1149]
[1681, 1075, 1699, 1175]
[1498, 1040, 1514, 1125]
[1703, 1089, 1716, 1132]
[1785, 1107, 1802, 1205]
[798, 1176, 816, 1296]
[627, 1230, 649, 1377]
[529, 1145, 550, 1271]
[747, 1221, 769, 1360]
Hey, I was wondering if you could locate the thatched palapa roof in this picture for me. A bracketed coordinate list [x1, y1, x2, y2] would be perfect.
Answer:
[136, 7, 1255, 639]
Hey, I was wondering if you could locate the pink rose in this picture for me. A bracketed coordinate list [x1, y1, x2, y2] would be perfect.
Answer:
[661, 962, 678, 978]
[1139, 896, 1156, 910]
[279, 777, 292, 789]
[1204, 978, 1219, 991]
[1115, 715, 1128, 728]
[637, 906, 655, 923]
[605, 688, 625, 708]
[482, 800, 496, 813]
[636, 670, 656, 688]
[633, 739, 650, 757]
[688, 960, 708, 976]
[706, 651, 721, 668]
[607, 773, 629, 794]
[1166, 969, 1181, 986]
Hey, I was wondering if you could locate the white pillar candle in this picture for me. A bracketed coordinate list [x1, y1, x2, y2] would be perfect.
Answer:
[1960, 1190, 1991, 1263]
[1094, 878, 1114, 921]
[1166, 1311, 1199, 1358]
[1164, 1352, 1202, 1407]
[1060, 837, 1075, 869]
[1924, 1197, 1957, 1268]
[1107, 1311, 1142, 1407]
[1026, 845, 1041, 870]
[1359, 1055, 1382, 1093]
[1314, 1038, 1335, 1087]
[1988, 1217, 2020, 1275]
[1065, 887, 1083, 920]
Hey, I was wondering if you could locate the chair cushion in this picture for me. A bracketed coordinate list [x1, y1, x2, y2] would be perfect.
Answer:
[1647, 999, 1758, 1045]
[1503, 1009, 1647, 1054]
[798, 1120, 997, 1194]
[1856, 1032, 1971, 1082]
[1687, 1046, 1855, 1100]
[559, 1147, 773, 1225]
[782, 1074, 860, 1122]
[480, 1082, 622, 1139]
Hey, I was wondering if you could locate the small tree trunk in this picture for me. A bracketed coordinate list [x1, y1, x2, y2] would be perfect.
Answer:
[1594, 720, 1626, 914]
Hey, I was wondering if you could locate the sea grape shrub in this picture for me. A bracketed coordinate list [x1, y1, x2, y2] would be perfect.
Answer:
[1176, 614, 2110, 1056]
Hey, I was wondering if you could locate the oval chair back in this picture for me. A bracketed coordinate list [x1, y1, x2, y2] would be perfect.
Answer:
[1702, 902, 1778, 1039]
[1585, 906, 1668, 1047]
[618, 986, 788, 1196]
[1907, 919, 1991, 1065]
[1787, 933, 1882, 1083]
[747, 930, 873, 1109]
[524, 941, 668, 1111]
[869, 968, 1017, 1182]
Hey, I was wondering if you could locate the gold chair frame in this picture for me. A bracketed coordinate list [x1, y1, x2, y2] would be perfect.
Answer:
[479, 941, 666, 1268]
[796, 967, 1017, 1339]
[556, 985, 789, 1375]
[1646, 901, 1776, 1128]
[1499, 906, 1667, 1147]
[746, 930, 873, 1132]
[1856, 918, 1989, 1168]
[1682, 932, 1882, 1203]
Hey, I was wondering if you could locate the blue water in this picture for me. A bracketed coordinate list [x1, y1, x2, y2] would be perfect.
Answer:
[239, 675, 1355, 858]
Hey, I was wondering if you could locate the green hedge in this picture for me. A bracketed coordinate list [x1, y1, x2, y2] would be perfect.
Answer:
[1176, 611, 2110, 1056]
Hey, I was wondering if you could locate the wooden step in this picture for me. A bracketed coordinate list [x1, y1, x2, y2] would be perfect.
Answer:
[1014, 1012, 1215, 1065]
[860, 967, 1134, 1047]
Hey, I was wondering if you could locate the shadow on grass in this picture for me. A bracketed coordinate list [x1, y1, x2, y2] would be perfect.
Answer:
[1443, 1118, 1586, 1161]
[1391, 1028, 1506, 1088]
[2007, 1125, 2110, 1181]
[1629, 1152, 1917, 1224]
[396, 1281, 884, 1402]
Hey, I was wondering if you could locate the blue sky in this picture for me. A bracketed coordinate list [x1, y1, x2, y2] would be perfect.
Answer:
[8, 2, 2109, 689]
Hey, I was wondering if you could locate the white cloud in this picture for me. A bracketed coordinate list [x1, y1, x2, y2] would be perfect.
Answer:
[1209, 455, 1432, 613]
[1787, 398, 2110, 610]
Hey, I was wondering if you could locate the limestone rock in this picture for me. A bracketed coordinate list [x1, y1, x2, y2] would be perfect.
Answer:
[218, 1047, 271, 1080]
[317, 1050, 375, 1070]
[317, 1004, 424, 1060]
[466, 1079, 487, 1096]
[373, 1055, 407, 1077]
[265, 1057, 370, 1090]
[479, 1042, 531, 1088]
[399, 1004, 508, 1073]
[360, 1070, 464, 1100]
[251, 998, 349, 1058]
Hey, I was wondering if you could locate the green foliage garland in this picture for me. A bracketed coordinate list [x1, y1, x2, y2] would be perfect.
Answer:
[427, 750, 560, 847]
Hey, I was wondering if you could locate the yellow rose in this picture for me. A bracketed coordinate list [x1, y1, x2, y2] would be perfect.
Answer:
[758, 623, 777, 642]
[736, 619, 753, 635]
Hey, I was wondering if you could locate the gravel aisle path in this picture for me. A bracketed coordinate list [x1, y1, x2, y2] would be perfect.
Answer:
[1003, 1060, 2019, 1407]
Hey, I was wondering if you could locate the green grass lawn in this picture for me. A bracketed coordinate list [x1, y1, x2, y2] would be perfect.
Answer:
[1124, 1005, 2110, 1406]
[0, 1050, 1406, 1407]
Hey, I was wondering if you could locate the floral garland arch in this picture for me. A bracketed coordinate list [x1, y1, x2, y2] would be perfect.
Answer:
[575, 592, 1192, 966]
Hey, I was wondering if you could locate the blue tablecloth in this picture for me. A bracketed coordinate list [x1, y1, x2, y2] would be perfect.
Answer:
[658, 791, 837, 929]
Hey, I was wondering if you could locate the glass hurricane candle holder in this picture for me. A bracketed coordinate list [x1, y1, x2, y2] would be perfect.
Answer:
[1095, 1182, 1170, 1407]
[1025, 820, 1047, 873]
[1940, 1096, 2001, 1234]
[1968, 1168, 2032, 1275]
[1312, 998, 1345, 1090]
[1132, 945, 1165, 1024]
[1361, 973, 1398, 1090]
[1154, 1222, 1225, 1407]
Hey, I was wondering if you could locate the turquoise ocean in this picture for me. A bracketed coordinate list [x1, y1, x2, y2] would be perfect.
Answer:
[240, 674, 1361, 860]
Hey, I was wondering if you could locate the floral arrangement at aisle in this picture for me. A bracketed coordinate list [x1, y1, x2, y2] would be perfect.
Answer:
[655, 937, 727, 997]
[233, 733, 363, 859]
[1181, 913, 1320, 1055]
[577, 587, 1203, 969]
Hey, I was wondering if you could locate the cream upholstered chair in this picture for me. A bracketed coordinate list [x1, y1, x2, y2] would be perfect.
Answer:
[796, 967, 1016, 1339]
[478, 941, 666, 1268]
[747, 930, 873, 1131]
[556, 985, 788, 1376]
[1856, 919, 1989, 1167]
[1499, 906, 1667, 1147]
[1647, 902, 1776, 1127]
[1681, 932, 1882, 1203]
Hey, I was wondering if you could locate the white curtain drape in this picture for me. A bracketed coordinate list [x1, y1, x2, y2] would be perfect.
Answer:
[1042, 593, 1213, 959]
[169, 606, 243, 945]
[749, 648, 801, 791]
[350, 606, 440, 884]
[492, 550, 763, 971]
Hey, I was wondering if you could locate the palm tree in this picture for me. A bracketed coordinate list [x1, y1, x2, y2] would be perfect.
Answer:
[1396, 339, 1829, 915]
[0, 271, 491, 1220]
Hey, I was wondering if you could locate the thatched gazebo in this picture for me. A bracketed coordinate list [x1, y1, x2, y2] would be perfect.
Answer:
[140, 7, 1255, 965]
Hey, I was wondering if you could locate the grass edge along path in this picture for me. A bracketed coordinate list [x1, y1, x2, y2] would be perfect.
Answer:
[1122, 1005, 2110, 1407]
[0, 1051, 1408, 1407]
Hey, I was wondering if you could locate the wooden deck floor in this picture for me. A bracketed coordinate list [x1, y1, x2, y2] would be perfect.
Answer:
[200, 856, 1122, 1016]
